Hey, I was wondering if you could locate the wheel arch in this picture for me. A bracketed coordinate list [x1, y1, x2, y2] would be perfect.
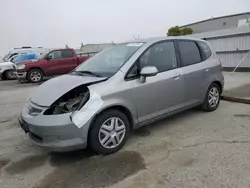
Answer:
[87, 104, 136, 150]
[90, 104, 136, 133]
[99, 105, 135, 130]
[27, 67, 45, 77]
[211, 80, 223, 94]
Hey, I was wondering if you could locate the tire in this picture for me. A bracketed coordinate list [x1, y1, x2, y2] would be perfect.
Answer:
[89, 109, 130, 155]
[27, 69, 43, 83]
[5, 70, 16, 80]
[201, 83, 221, 111]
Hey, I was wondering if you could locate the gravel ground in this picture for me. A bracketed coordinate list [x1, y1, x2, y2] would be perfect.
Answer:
[0, 79, 250, 188]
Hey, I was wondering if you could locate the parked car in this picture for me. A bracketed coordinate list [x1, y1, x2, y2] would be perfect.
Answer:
[1, 47, 48, 62]
[16, 48, 90, 83]
[13, 53, 38, 64]
[0, 62, 16, 80]
[18, 37, 224, 154]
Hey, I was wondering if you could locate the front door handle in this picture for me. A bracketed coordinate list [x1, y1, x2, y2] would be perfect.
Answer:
[205, 68, 210, 72]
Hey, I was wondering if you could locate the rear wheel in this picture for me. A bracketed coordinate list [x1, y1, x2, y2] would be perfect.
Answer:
[201, 83, 221, 111]
[89, 109, 130, 155]
[27, 69, 43, 83]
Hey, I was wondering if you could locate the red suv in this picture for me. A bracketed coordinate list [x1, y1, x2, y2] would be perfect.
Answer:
[16, 48, 90, 82]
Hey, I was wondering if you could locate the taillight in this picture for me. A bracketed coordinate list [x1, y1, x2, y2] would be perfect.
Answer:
[219, 59, 223, 71]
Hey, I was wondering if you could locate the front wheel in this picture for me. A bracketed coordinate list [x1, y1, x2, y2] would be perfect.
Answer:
[27, 69, 43, 83]
[89, 110, 130, 155]
[201, 83, 221, 111]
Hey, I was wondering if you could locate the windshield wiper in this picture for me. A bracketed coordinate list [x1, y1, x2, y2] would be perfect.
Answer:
[74, 70, 102, 77]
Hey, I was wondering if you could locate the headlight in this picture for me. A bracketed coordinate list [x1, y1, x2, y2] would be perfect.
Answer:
[16, 64, 25, 70]
[44, 86, 90, 115]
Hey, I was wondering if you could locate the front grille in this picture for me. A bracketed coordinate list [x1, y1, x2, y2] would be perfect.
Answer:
[29, 132, 43, 143]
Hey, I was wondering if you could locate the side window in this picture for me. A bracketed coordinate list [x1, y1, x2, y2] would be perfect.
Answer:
[139, 41, 177, 72]
[197, 41, 212, 60]
[127, 64, 139, 78]
[9, 53, 18, 59]
[177, 41, 201, 66]
[62, 49, 74, 58]
[48, 51, 62, 59]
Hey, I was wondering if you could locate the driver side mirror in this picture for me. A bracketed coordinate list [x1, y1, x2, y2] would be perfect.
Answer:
[46, 54, 52, 60]
[139, 66, 158, 83]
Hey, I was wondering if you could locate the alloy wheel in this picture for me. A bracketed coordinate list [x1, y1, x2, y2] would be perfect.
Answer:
[30, 71, 42, 82]
[98, 117, 126, 149]
[208, 87, 219, 108]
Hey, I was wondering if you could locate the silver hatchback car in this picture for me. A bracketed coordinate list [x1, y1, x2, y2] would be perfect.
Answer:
[19, 37, 224, 154]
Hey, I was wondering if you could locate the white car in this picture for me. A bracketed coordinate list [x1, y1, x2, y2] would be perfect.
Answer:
[1, 47, 49, 62]
[0, 62, 16, 80]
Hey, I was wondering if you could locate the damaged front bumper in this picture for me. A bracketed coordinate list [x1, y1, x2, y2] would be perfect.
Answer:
[19, 102, 94, 152]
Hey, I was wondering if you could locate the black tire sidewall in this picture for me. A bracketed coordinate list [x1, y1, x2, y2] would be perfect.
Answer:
[5, 70, 16, 80]
[89, 109, 130, 155]
[203, 83, 221, 111]
[27, 69, 43, 83]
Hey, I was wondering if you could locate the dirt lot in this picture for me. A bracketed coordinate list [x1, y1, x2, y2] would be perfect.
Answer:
[1, 80, 250, 188]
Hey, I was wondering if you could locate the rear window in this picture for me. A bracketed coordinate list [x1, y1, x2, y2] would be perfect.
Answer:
[62, 50, 74, 58]
[177, 41, 201, 66]
[197, 41, 212, 60]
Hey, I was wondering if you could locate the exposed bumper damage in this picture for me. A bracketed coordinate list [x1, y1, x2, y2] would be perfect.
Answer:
[71, 90, 103, 128]
[19, 75, 106, 151]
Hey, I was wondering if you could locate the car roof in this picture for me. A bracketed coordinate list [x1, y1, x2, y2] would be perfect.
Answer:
[125, 36, 206, 44]
[10, 48, 48, 53]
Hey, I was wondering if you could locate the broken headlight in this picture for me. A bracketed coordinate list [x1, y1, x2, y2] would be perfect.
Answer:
[44, 86, 90, 115]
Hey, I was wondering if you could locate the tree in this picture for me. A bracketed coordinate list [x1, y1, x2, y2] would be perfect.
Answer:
[167, 26, 193, 36]
[167, 26, 181, 36]
[181, 27, 193, 35]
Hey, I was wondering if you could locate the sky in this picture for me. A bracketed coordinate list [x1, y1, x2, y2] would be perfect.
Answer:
[0, 0, 249, 56]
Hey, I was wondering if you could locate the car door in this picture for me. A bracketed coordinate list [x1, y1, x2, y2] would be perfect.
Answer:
[176, 40, 207, 106]
[60, 49, 78, 74]
[125, 41, 185, 123]
[45, 50, 63, 76]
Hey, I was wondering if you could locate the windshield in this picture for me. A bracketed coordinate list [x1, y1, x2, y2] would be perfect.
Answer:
[2, 52, 11, 61]
[74, 43, 143, 77]
[38, 53, 47, 59]
[12, 55, 23, 62]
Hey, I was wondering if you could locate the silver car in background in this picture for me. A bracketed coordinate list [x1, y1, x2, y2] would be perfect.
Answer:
[19, 37, 224, 154]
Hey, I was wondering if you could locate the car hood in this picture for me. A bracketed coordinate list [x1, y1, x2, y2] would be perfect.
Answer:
[16, 59, 38, 65]
[30, 74, 107, 107]
[0, 61, 14, 68]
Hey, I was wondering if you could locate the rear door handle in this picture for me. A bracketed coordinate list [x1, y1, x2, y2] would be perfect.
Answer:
[172, 73, 181, 80]
[205, 68, 210, 72]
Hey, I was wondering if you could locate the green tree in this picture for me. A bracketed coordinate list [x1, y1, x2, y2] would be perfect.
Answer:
[167, 26, 181, 36]
[167, 26, 193, 36]
[181, 27, 193, 35]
